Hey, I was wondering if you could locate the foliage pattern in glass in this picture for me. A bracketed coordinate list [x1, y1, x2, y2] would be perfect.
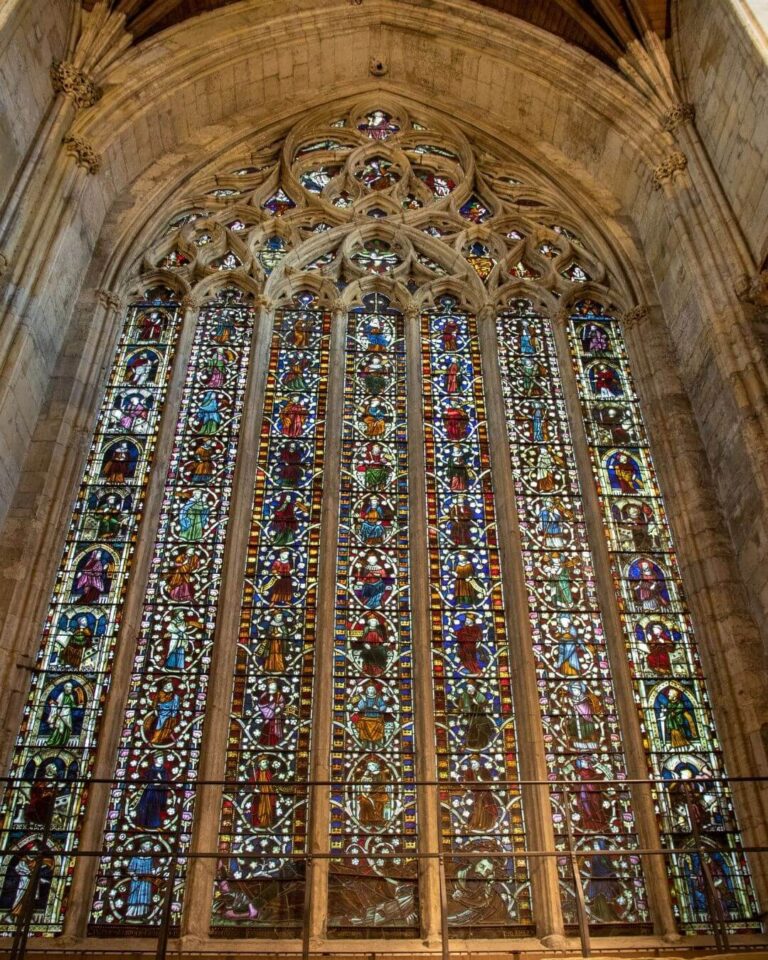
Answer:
[89, 288, 256, 931]
[327, 294, 418, 932]
[0, 291, 183, 934]
[422, 300, 532, 932]
[496, 300, 649, 927]
[566, 299, 759, 930]
[211, 295, 330, 933]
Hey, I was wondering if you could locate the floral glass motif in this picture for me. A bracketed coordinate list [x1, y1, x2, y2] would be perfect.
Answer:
[459, 197, 491, 224]
[262, 189, 296, 216]
[422, 299, 532, 933]
[358, 111, 399, 140]
[355, 156, 400, 191]
[464, 241, 496, 280]
[0, 291, 183, 934]
[566, 300, 759, 930]
[352, 240, 402, 274]
[211, 294, 330, 933]
[495, 300, 649, 928]
[328, 295, 418, 932]
[89, 288, 257, 932]
[299, 165, 341, 194]
[256, 236, 289, 275]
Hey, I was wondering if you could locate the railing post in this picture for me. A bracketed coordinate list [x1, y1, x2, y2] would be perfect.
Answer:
[564, 786, 591, 958]
[155, 783, 185, 960]
[10, 784, 56, 960]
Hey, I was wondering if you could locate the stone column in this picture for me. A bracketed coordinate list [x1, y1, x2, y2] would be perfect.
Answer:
[475, 303, 566, 946]
[304, 298, 347, 945]
[404, 304, 443, 946]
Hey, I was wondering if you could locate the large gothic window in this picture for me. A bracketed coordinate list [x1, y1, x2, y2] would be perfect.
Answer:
[0, 100, 759, 946]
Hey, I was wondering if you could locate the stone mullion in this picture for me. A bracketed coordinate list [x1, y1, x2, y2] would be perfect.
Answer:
[181, 295, 274, 941]
[618, 308, 768, 921]
[62, 295, 201, 941]
[404, 305, 442, 945]
[475, 303, 566, 945]
[548, 311, 678, 939]
[305, 302, 347, 945]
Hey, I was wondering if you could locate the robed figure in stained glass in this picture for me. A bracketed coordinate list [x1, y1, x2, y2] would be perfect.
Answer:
[134, 755, 171, 830]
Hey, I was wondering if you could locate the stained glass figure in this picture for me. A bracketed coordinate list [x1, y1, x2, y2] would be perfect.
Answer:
[333, 192, 353, 209]
[464, 241, 496, 280]
[401, 194, 423, 210]
[211, 294, 330, 934]
[89, 288, 257, 932]
[537, 243, 559, 260]
[495, 300, 649, 928]
[212, 251, 242, 271]
[355, 156, 400, 191]
[416, 170, 456, 197]
[195, 233, 212, 247]
[561, 263, 591, 283]
[351, 240, 402, 274]
[459, 197, 491, 223]
[550, 225, 583, 247]
[508, 261, 539, 280]
[160, 250, 190, 269]
[255, 236, 289, 275]
[565, 300, 760, 930]
[506, 229, 524, 242]
[262, 189, 296, 216]
[421, 298, 532, 933]
[227, 220, 249, 233]
[300, 165, 341, 194]
[0, 290, 184, 934]
[358, 111, 399, 140]
[327, 294, 418, 932]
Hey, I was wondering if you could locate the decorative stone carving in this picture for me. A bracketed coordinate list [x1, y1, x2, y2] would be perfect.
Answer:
[50, 59, 102, 110]
[553, 308, 570, 325]
[96, 289, 121, 312]
[652, 151, 688, 189]
[180, 295, 197, 312]
[63, 135, 101, 174]
[736, 271, 768, 308]
[661, 102, 695, 133]
[254, 295, 273, 311]
[622, 305, 649, 328]
[369, 57, 388, 77]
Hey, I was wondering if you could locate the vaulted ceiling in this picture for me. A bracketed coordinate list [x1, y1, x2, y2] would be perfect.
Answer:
[96, 0, 671, 64]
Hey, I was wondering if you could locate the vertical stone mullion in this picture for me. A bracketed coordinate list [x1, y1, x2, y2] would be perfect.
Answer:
[404, 304, 442, 945]
[475, 303, 566, 945]
[305, 301, 347, 945]
[548, 309, 677, 939]
[181, 294, 274, 940]
[62, 294, 201, 940]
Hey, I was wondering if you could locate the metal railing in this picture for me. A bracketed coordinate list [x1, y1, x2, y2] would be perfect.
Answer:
[0, 773, 765, 960]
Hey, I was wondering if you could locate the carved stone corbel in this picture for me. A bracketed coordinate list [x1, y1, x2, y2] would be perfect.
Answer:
[50, 59, 102, 111]
[254, 295, 273, 312]
[735, 271, 768, 310]
[652, 151, 688, 189]
[63, 135, 101, 174]
[661, 102, 695, 133]
[553, 308, 570, 325]
[96, 288, 121, 312]
[404, 306, 421, 324]
[621, 305, 649, 329]
[180, 295, 198, 313]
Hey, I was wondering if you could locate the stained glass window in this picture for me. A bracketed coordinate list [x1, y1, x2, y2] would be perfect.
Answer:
[495, 299, 649, 929]
[327, 294, 418, 932]
[212, 293, 330, 934]
[0, 289, 184, 933]
[89, 287, 256, 932]
[421, 298, 531, 933]
[566, 300, 759, 930]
